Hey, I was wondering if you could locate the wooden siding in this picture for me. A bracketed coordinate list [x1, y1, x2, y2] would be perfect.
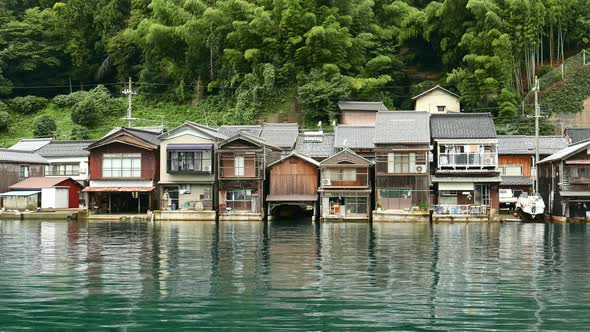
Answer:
[499, 155, 532, 176]
[88, 142, 159, 181]
[339, 111, 376, 126]
[0, 162, 44, 193]
[269, 156, 318, 196]
[218, 152, 258, 178]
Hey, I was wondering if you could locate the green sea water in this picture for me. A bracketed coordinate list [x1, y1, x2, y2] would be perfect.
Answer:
[0, 220, 589, 331]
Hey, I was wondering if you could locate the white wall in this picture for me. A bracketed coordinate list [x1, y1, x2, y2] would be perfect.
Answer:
[415, 90, 461, 113]
[159, 130, 216, 183]
[41, 187, 69, 209]
[45, 156, 89, 182]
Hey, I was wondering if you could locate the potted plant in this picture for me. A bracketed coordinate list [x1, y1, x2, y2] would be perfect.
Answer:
[419, 202, 429, 212]
[376, 199, 383, 211]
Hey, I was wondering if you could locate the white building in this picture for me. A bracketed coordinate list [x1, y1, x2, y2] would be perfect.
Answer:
[412, 85, 461, 113]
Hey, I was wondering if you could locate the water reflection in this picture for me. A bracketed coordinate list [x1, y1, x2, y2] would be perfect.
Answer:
[1, 220, 590, 330]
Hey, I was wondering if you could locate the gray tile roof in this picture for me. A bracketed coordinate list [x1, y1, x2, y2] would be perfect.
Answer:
[104, 126, 164, 138]
[9, 138, 53, 151]
[338, 101, 387, 112]
[260, 123, 299, 149]
[0, 149, 48, 164]
[334, 126, 376, 149]
[431, 113, 496, 139]
[295, 133, 336, 158]
[564, 128, 590, 144]
[498, 136, 567, 156]
[374, 111, 430, 144]
[124, 127, 161, 146]
[501, 176, 533, 186]
[37, 140, 94, 157]
[218, 125, 262, 138]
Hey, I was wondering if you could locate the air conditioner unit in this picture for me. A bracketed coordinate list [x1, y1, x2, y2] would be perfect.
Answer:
[322, 178, 332, 186]
[415, 164, 427, 173]
[203, 165, 211, 172]
[484, 158, 494, 165]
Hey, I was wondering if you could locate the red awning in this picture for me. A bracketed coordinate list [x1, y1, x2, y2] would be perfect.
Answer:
[82, 187, 155, 192]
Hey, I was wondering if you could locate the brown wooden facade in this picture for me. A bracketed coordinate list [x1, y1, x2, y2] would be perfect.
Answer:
[0, 162, 45, 194]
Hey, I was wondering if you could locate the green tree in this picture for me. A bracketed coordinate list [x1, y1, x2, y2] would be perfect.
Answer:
[33, 114, 56, 137]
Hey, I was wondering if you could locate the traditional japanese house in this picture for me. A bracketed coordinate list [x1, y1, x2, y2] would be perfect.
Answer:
[9, 138, 53, 151]
[497, 135, 567, 205]
[430, 113, 501, 218]
[564, 127, 590, 145]
[412, 85, 461, 113]
[266, 152, 320, 220]
[156, 121, 227, 220]
[0, 149, 48, 194]
[36, 140, 94, 186]
[259, 123, 299, 152]
[334, 125, 376, 161]
[83, 127, 162, 215]
[217, 132, 282, 221]
[294, 131, 336, 162]
[337, 101, 387, 125]
[538, 140, 590, 219]
[319, 149, 372, 221]
[373, 112, 431, 220]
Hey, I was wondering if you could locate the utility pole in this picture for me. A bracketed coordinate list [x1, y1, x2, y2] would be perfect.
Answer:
[122, 77, 138, 127]
[534, 77, 540, 194]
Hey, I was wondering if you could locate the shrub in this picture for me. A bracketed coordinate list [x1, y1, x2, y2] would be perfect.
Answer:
[70, 125, 90, 139]
[10, 95, 48, 114]
[33, 115, 56, 137]
[53, 91, 88, 108]
[0, 110, 9, 131]
[71, 97, 101, 126]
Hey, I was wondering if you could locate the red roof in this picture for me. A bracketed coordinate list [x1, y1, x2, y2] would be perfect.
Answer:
[82, 187, 155, 192]
[9, 177, 79, 190]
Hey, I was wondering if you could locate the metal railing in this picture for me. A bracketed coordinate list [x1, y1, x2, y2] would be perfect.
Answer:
[438, 152, 497, 168]
[433, 204, 488, 216]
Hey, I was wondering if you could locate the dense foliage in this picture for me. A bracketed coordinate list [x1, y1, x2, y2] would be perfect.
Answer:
[33, 114, 57, 137]
[0, 0, 589, 130]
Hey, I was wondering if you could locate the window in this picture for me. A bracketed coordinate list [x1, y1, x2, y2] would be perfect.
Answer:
[387, 153, 417, 173]
[102, 153, 141, 178]
[20, 165, 29, 178]
[226, 189, 253, 210]
[437, 105, 446, 112]
[45, 164, 80, 176]
[571, 166, 590, 178]
[234, 156, 245, 176]
[168, 150, 212, 173]
[499, 164, 523, 176]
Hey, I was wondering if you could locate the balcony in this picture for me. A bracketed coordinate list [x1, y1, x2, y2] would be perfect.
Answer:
[438, 152, 497, 170]
[433, 204, 488, 216]
[321, 168, 369, 188]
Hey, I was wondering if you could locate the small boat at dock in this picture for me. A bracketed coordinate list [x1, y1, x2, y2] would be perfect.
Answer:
[516, 193, 545, 221]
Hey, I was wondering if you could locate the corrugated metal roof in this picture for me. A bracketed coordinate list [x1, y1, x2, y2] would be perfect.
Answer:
[295, 133, 336, 158]
[9, 177, 73, 189]
[338, 101, 387, 112]
[0, 149, 48, 164]
[36, 140, 93, 157]
[0, 190, 41, 197]
[334, 126, 376, 149]
[374, 111, 430, 144]
[9, 138, 53, 151]
[431, 113, 496, 139]
[260, 123, 299, 149]
[539, 140, 590, 164]
[498, 136, 567, 155]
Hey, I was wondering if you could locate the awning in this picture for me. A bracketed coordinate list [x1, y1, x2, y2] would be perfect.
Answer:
[0, 190, 41, 197]
[431, 176, 502, 183]
[167, 144, 212, 151]
[266, 194, 318, 202]
[560, 191, 590, 197]
[82, 187, 155, 193]
[439, 183, 475, 191]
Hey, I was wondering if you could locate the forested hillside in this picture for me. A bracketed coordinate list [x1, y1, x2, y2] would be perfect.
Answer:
[0, 0, 589, 144]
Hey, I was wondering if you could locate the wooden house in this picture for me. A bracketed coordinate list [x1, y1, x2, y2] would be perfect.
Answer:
[156, 122, 226, 220]
[83, 127, 161, 215]
[217, 132, 282, 221]
[373, 112, 431, 217]
[0, 149, 48, 194]
[319, 149, 372, 221]
[266, 152, 320, 220]
[430, 113, 501, 218]
[497, 135, 567, 204]
[538, 140, 590, 219]
[337, 101, 387, 126]
[334, 125, 376, 161]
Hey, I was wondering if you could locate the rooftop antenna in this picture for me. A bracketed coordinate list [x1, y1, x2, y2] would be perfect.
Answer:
[122, 77, 138, 127]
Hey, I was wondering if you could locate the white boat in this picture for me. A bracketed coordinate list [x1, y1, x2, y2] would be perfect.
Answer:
[515, 193, 545, 221]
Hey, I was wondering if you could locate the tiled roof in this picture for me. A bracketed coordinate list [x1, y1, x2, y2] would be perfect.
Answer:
[501, 176, 533, 186]
[0, 149, 48, 164]
[10, 177, 76, 189]
[37, 140, 94, 157]
[564, 128, 590, 144]
[334, 126, 376, 149]
[268, 152, 320, 168]
[104, 126, 164, 138]
[295, 133, 336, 158]
[430, 113, 496, 139]
[9, 138, 53, 151]
[218, 125, 262, 138]
[374, 111, 430, 144]
[123, 127, 161, 146]
[321, 148, 372, 166]
[260, 123, 299, 149]
[498, 136, 567, 155]
[338, 101, 387, 112]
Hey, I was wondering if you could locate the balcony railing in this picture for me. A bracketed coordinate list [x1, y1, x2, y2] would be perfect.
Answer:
[438, 152, 497, 169]
[433, 204, 488, 216]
